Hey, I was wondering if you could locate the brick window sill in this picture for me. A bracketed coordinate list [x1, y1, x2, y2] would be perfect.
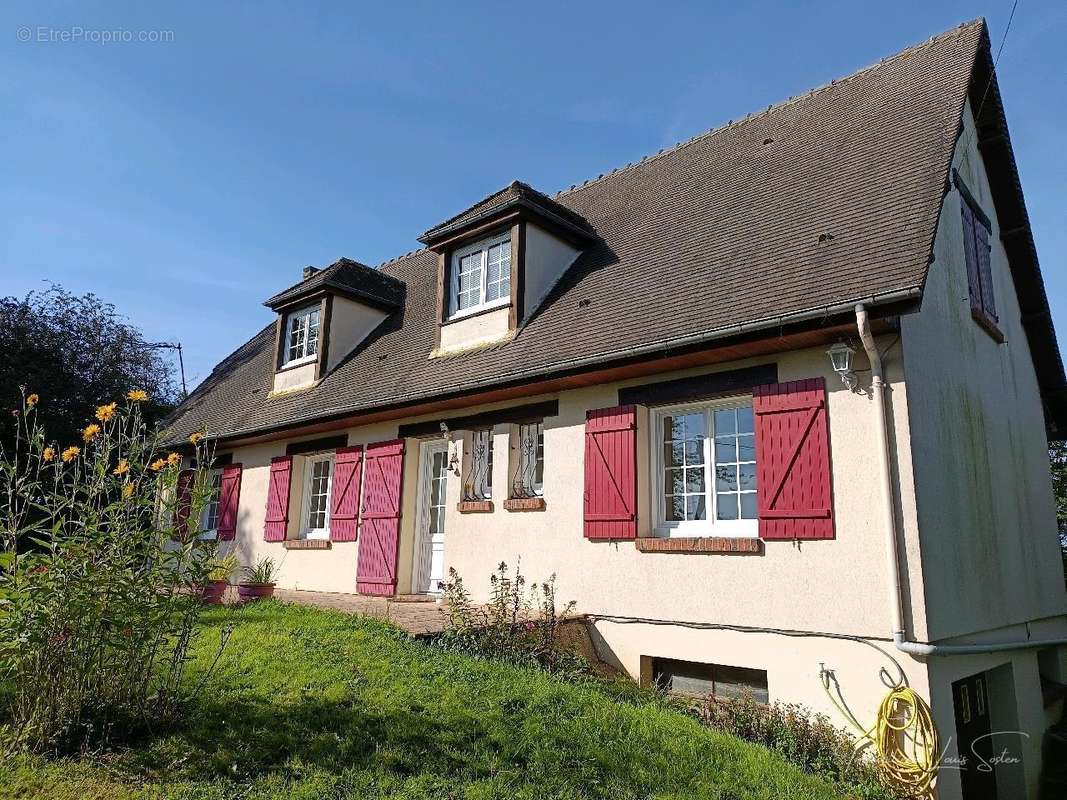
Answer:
[283, 539, 331, 550]
[504, 497, 546, 512]
[457, 500, 493, 513]
[635, 536, 762, 554]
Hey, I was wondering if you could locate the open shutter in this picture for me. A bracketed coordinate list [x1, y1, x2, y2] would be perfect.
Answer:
[583, 405, 637, 540]
[264, 456, 292, 542]
[330, 446, 364, 542]
[174, 469, 194, 537]
[961, 200, 983, 316]
[973, 220, 996, 322]
[216, 463, 243, 541]
[356, 439, 405, 595]
[753, 378, 834, 540]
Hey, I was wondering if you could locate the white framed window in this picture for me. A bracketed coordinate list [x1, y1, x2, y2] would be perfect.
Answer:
[651, 398, 757, 537]
[463, 428, 493, 500]
[300, 453, 334, 539]
[198, 469, 222, 540]
[511, 421, 544, 498]
[448, 233, 511, 319]
[283, 305, 320, 367]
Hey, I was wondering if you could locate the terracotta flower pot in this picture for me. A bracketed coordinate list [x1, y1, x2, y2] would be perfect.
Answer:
[237, 583, 276, 603]
[200, 580, 228, 605]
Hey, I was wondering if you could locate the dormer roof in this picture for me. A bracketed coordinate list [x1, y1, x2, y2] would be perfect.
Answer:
[418, 180, 596, 249]
[264, 257, 406, 312]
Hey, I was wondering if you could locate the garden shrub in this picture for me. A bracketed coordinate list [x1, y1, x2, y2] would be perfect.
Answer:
[0, 389, 228, 753]
[437, 562, 588, 679]
[694, 692, 901, 799]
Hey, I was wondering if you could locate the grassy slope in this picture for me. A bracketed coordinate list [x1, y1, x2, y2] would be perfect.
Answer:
[1, 602, 849, 800]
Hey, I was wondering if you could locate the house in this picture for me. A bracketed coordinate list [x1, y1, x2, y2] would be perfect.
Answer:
[165, 19, 1067, 800]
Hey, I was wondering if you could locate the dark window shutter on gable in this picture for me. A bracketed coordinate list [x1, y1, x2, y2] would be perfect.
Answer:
[264, 456, 293, 542]
[356, 439, 405, 595]
[961, 200, 983, 315]
[330, 446, 364, 542]
[174, 469, 194, 537]
[584, 405, 637, 540]
[974, 221, 996, 322]
[217, 463, 243, 541]
[961, 197, 997, 323]
[753, 379, 834, 540]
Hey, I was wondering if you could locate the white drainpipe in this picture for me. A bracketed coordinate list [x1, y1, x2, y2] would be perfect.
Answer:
[855, 303, 1067, 657]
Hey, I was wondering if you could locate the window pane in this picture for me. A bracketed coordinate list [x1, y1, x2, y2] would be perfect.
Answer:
[736, 406, 754, 434]
[714, 408, 736, 435]
[737, 434, 756, 463]
[685, 468, 705, 492]
[716, 464, 738, 491]
[667, 495, 686, 522]
[686, 495, 706, 521]
[665, 442, 684, 468]
[666, 469, 684, 494]
[738, 464, 756, 491]
[663, 415, 678, 440]
[683, 412, 706, 438]
[684, 440, 704, 466]
[715, 438, 737, 463]
[717, 494, 739, 520]
[740, 493, 757, 520]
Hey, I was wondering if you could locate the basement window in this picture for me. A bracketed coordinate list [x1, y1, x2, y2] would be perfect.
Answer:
[651, 657, 768, 703]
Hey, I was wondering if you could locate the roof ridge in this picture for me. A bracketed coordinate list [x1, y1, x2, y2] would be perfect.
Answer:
[554, 18, 985, 199]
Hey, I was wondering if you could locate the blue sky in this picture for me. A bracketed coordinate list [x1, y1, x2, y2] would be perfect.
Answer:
[2, 1, 1064, 388]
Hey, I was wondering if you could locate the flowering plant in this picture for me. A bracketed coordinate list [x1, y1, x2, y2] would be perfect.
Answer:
[0, 389, 226, 753]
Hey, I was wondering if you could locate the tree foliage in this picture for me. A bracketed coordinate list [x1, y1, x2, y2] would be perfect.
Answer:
[0, 286, 179, 451]
[1050, 441, 1067, 587]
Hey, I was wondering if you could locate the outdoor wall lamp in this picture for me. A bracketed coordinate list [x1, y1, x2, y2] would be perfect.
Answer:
[826, 341, 857, 390]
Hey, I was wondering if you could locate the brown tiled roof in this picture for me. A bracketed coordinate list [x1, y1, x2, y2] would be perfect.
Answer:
[418, 180, 595, 244]
[165, 19, 1064, 443]
[264, 257, 405, 311]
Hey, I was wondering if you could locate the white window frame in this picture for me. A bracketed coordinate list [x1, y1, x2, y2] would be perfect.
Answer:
[650, 396, 758, 539]
[282, 305, 320, 367]
[197, 468, 223, 541]
[299, 453, 334, 539]
[447, 232, 512, 320]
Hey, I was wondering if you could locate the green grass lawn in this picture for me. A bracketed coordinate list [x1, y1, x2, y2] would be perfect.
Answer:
[1, 602, 852, 800]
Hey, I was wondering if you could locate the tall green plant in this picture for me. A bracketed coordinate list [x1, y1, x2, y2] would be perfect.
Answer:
[0, 388, 226, 753]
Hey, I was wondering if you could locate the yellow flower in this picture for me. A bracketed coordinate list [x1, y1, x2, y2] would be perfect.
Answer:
[149, 458, 166, 471]
[113, 459, 129, 476]
[82, 424, 101, 442]
[42, 447, 55, 462]
[95, 402, 118, 422]
[61, 446, 80, 463]
[122, 483, 135, 499]
[126, 390, 149, 402]
[26, 394, 39, 409]
[166, 452, 181, 466]
[188, 431, 204, 445]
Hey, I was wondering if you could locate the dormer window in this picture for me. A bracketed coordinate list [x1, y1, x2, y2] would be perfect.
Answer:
[284, 305, 320, 366]
[449, 233, 511, 318]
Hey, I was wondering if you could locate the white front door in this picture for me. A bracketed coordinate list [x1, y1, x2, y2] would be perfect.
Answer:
[414, 440, 449, 594]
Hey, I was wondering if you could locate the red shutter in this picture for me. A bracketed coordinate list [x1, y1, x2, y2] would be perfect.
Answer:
[753, 379, 834, 540]
[356, 439, 405, 595]
[174, 469, 194, 537]
[974, 220, 996, 322]
[330, 446, 364, 542]
[264, 456, 292, 542]
[216, 463, 243, 541]
[583, 405, 637, 540]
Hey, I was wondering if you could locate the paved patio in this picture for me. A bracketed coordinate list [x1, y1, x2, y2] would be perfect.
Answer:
[273, 588, 448, 636]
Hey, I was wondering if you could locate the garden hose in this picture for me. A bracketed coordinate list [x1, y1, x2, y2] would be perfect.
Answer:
[821, 669, 940, 799]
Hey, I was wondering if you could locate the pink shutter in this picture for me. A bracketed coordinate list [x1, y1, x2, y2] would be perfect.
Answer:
[974, 220, 997, 322]
[174, 469, 194, 537]
[753, 379, 834, 540]
[356, 439, 405, 595]
[583, 405, 637, 540]
[960, 201, 983, 315]
[264, 456, 292, 542]
[330, 446, 364, 542]
[216, 463, 243, 541]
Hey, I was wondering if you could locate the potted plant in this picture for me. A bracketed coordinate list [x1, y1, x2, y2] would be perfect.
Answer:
[202, 553, 238, 605]
[238, 557, 279, 602]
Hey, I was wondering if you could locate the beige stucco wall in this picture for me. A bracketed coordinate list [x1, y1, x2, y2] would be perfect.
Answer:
[899, 99, 1067, 641]
[326, 296, 389, 372]
[436, 305, 511, 354]
[271, 361, 316, 394]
